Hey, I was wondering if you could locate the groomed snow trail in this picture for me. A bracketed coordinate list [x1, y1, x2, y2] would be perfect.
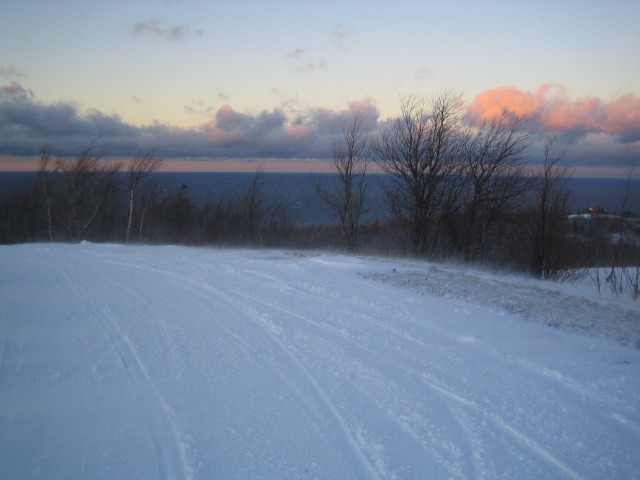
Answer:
[1, 244, 639, 479]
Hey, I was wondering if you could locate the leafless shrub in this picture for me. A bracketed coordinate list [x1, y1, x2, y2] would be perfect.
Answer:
[589, 268, 604, 295]
[624, 266, 640, 301]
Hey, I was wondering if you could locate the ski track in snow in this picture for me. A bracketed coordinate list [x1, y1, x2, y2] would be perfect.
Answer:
[104, 258, 382, 479]
[250, 266, 603, 480]
[1, 244, 639, 479]
[31, 257, 192, 480]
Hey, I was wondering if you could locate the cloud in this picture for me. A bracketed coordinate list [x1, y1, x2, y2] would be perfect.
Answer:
[6, 81, 634, 171]
[413, 67, 433, 81]
[466, 85, 640, 168]
[299, 98, 379, 136]
[131, 96, 160, 107]
[0, 81, 35, 101]
[286, 48, 305, 61]
[184, 99, 216, 118]
[130, 17, 205, 41]
[0, 82, 380, 160]
[330, 22, 348, 50]
[199, 99, 380, 157]
[0, 83, 141, 155]
[285, 23, 348, 74]
[467, 85, 640, 142]
[0, 67, 28, 80]
[285, 48, 328, 73]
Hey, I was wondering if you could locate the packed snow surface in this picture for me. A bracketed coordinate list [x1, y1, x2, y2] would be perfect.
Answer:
[1, 243, 639, 479]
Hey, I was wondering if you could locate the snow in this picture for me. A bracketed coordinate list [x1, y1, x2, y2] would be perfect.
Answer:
[1, 244, 639, 479]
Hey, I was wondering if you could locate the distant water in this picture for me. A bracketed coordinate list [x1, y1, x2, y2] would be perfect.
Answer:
[151, 173, 389, 225]
[1, 172, 638, 225]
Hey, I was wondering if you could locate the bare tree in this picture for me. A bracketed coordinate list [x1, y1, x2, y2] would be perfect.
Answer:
[55, 142, 121, 241]
[603, 162, 639, 297]
[126, 152, 162, 243]
[620, 163, 640, 300]
[372, 92, 464, 256]
[38, 145, 56, 240]
[528, 137, 574, 279]
[314, 115, 369, 251]
[618, 161, 638, 217]
[458, 111, 530, 261]
[136, 178, 161, 242]
[238, 168, 266, 244]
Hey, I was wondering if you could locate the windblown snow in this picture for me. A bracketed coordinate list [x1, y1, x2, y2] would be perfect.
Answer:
[1, 243, 639, 479]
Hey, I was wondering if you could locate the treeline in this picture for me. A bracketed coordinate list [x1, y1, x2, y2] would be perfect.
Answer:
[0, 147, 297, 248]
[1, 92, 638, 285]
[314, 93, 639, 281]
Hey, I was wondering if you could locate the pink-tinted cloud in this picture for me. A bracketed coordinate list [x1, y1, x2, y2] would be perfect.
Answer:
[466, 85, 640, 170]
[467, 84, 640, 141]
[467, 85, 545, 123]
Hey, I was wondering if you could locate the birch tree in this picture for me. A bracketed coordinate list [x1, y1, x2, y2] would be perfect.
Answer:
[126, 152, 162, 243]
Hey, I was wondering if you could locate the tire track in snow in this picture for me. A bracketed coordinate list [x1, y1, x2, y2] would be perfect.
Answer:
[39, 259, 192, 480]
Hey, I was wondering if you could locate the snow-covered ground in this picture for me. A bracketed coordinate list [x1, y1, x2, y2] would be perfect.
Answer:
[1, 243, 639, 479]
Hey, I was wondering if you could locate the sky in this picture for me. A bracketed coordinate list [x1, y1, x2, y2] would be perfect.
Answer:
[0, 0, 639, 175]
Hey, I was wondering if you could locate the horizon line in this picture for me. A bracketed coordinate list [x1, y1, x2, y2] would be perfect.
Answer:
[0, 157, 635, 179]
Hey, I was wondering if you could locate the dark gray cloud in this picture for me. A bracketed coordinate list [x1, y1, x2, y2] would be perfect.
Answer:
[0, 83, 380, 160]
[130, 17, 206, 41]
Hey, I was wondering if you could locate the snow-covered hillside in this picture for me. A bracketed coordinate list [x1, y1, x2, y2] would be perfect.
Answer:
[1, 244, 639, 479]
